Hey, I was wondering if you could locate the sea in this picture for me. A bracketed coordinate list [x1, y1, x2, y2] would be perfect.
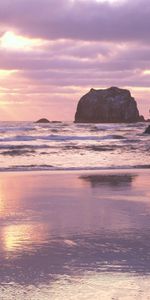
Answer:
[0, 121, 149, 171]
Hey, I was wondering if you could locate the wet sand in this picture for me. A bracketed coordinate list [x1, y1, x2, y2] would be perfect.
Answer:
[0, 169, 150, 299]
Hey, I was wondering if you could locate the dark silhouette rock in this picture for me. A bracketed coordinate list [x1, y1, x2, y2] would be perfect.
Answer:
[144, 125, 150, 134]
[75, 87, 144, 123]
[51, 121, 62, 123]
[138, 115, 145, 122]
[35, 118, 50, 123]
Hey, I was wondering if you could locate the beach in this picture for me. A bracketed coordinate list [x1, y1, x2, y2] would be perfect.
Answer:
[1, 0, 150, 298]
[0, 169, 150, 299]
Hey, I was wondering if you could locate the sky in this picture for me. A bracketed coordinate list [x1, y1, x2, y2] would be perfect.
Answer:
[0, 0, 150, 121]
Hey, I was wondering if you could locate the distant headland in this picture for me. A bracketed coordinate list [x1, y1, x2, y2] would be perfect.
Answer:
[74, 87, 145, 123]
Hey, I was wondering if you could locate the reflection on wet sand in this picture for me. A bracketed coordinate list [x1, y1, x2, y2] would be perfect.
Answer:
[0, 170, 150, 298]
[2, 223, 49, 255]
[1, 229, 150, 284]
[0, 179, 22, 217]
[80, 173, 136, 188]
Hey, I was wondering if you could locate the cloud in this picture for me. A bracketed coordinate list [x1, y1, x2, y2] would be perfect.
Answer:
[0, 0, 150, 120]
[1, 39, 150, 75]
[0, 0, 150, 43]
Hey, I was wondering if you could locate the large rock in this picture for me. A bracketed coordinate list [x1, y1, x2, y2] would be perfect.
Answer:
[75, 87, 144, 123]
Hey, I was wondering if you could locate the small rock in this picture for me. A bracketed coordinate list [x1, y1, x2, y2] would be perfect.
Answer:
[35, 118, 50, 123]
[144, 125, 150, 134]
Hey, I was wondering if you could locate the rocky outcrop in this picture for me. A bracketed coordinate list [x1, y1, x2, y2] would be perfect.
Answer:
[75, 87, 144, 123]
[144, 125, 150, 134]
[51, 121, 62, 123]
[35, 118, 50, 123]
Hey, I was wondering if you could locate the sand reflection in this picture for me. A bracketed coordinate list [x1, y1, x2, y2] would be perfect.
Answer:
[2, 223, 49, 255]
[80, 173, 136, 188]
[0, 170, 150, 286]
[0, 173, 50, 256]
[0, 178, 22, 217]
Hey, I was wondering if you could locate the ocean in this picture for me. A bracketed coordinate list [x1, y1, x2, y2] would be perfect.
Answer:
[0, 121, 149, 171]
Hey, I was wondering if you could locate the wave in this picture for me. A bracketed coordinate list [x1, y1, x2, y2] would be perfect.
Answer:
[0, 164, 150, 172]
[63, 144, 116, 152]
[0, 164, 54, 172]
[0, 143, 125, 155]
[0, 144, 50, 150]
[0, 126, 35, 133]
[0, 149, 36, 156]
[0, 121, 149, 172]
[0, 136, 36, 142]
[0, 144, 52, 156]
[0, 134, 127, 143]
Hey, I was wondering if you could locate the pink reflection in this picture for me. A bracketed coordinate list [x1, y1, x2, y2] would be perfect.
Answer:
[2, 223, 49, 256]
[0, 170, 150, 258]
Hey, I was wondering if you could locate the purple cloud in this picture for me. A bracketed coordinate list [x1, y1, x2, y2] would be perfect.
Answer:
[0, 0, 150, 42]
[0, 0, 150, 120]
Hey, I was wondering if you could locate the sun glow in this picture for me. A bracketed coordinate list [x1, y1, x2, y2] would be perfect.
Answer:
[0, 69, 17, 78]
[0, 31, 43, 51]
[143, 70, 150, 75]
[2, 223, 49, 253]
[95, 0, 127, 5]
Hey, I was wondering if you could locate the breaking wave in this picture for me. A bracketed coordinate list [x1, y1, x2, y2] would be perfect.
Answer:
[0, 121, 149, 172]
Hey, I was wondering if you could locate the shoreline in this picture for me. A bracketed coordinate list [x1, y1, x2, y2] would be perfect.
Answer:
[0, 166, 150, 176]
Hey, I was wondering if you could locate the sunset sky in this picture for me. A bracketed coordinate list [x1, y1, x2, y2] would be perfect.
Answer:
[0, 0, 150, 121]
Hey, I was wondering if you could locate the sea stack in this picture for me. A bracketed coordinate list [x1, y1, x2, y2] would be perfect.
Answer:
[35, 118, 50, 123]
[75, 87, 144, 123]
